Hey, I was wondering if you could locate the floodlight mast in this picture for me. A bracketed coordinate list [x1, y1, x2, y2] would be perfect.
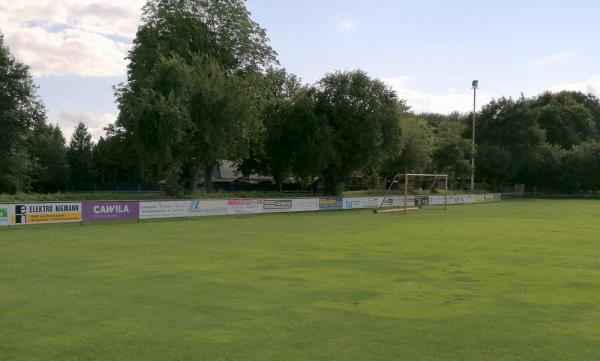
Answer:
[471, 80, 479, 192]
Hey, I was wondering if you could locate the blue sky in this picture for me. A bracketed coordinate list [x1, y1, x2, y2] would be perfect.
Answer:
[2, 0, 600, 140]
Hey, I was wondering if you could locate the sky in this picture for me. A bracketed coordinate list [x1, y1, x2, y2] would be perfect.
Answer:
[2, 0, 600, 141]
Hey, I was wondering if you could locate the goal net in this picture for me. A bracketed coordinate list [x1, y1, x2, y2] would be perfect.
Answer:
[376, 173, 448, 214]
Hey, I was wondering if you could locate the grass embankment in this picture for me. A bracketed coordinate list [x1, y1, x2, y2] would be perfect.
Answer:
[2, 200, 598, 360]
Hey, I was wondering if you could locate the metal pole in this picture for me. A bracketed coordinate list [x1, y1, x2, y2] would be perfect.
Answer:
[471, 81, 478, 192]
[404, 174, 408, 215]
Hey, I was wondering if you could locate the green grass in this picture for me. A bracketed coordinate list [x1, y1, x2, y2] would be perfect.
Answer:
[1, 200, 599, 360]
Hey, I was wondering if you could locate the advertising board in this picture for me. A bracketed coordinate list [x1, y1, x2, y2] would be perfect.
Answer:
[82, 201, 139, 222]
[227, 199, 264, 215]
[0, 204, 11, 226]
[139, 201, 190, 220]
[291, 198, 320, 212]
[319, 197, 343, 210]
[188, 200, 228, 217]
[363, 197, 383, 208]
[263, 199, 293, 213]
[447, 195, 466, 205]
[343, 198, 364, 209]
[10, 203, 82, 225]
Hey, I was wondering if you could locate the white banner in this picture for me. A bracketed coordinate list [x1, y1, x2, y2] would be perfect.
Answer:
[428, 196, 446, 205]
[0, 204, 12, 227]
[10, 203, 82, 225]
[291, 198, 320, 212]
[343, 198, 364, 209]
[139, 201, 190, 219]
[447, 195, 466, 205]
[363, 197, 383, 208]
[188, 200, 228, 217]
[227, 199, 264, 215]
[263, 199, 293, 213]
[381, 196, 407, 208]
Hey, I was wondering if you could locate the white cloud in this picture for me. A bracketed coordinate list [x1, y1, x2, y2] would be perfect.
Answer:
[57, 111, 116, 142]
[0, 0, 145, 77]
[338, 20, 355, 32]
[382, 77, 491, 114]
[529, 51, 575, 70]
[550, 75, 600, 97]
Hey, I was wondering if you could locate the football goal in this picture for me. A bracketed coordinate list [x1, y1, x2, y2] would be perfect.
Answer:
[375, 173, 449, 214]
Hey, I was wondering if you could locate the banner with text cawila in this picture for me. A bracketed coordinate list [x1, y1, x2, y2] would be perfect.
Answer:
[139, 201, 190, 220]
[227, 199, 264, 215]
[0, 204, 12, 227]
[10, 203, 82, 225]
[82, 201, 139, 222]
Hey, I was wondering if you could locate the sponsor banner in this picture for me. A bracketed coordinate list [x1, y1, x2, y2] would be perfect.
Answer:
[292, 198, 320, 212]
[139, 201, 190, 220]
[472, 194, 487, 203]
[188, 200, 228, 217]
[263, 199, 293, 213]
[227, 199, 264, 215]
[447, 195, 466, 205]
[343, 198, 364, 209]
[11, 203, 82, 225]
[428, 196, 446, 205]
[319, 197, 343, 210]
[82, 201, 139, 222]
[486, 193, 502, 202]
[0, 204, 12, 226]
[463, 195, 476, 204]
[363, 197, 383, 209]
[381, 196, 405, 208]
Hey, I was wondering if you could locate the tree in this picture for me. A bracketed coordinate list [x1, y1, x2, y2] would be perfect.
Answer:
[28, 123, 69, 192]
[93, 124, 142, 183]
[67, 122, 94, 185]
[0, 32, 47, 193]
[431, 120, 472, 187]
[476, 96, 546, 189]
[117, 0, 277, 194]
[533, 91, 596, 149]
[312, 70, 406, 195]
[238, 69, 336, 191]
[382, 116, 433, 177]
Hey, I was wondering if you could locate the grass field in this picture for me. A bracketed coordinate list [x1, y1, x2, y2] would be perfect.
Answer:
[1, 199, 599, 360]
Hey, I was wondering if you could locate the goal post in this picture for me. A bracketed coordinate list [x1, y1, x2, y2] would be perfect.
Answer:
[376, 173, 449, 214]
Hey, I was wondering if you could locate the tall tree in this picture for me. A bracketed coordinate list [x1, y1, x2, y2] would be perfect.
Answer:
[0, 32, 47, 193]
[476, 96, 546, 189]
[382, 116, 433, 177]
[29, 123, 69, 192]
[67, 122, 94, 185]
[93, 124, 142, 183]
[312, 70, 406, 195]
[431, 120, 472, 187]
[533, 91, 596, 149]
[117, 0, 277, 194]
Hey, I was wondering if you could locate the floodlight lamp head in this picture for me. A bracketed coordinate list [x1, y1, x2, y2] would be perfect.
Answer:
[472, 80, 479, 88]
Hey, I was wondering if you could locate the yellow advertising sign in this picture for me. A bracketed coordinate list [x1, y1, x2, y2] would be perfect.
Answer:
[11, 203, 82, 225]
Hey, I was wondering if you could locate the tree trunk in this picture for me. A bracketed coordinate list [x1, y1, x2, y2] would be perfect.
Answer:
[192, 166, 202, 193]
[204, 162, 215, 194]
[324, 175, 343, 196]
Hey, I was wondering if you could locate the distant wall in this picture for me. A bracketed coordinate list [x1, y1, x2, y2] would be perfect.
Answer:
[0, 194, 502, 227]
